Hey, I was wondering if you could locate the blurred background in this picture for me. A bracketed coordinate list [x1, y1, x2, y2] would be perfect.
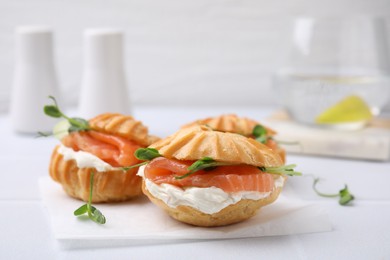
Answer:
[1, 0, 390, 112]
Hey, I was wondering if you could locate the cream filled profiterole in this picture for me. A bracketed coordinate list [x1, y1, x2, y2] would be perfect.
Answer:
[136, 125, 301, 227]
[43, 97, 159, 204]
[183, 114, 286, 163]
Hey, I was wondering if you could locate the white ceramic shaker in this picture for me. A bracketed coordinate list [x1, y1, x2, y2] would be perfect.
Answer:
[79, 28, 130, 118]
[10, 26, 60, 133]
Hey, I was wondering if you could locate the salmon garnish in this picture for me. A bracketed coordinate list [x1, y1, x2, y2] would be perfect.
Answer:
[61, 130, 142, 167]
[144, 157, 276, 193]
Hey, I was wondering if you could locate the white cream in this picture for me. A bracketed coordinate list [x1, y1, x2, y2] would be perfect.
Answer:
[137, 165, 285, 214]
[57, 144, 116, 172]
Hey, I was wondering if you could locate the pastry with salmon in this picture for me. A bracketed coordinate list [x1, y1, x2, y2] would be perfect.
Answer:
[137, 125, 300, 227]
[48, 111, 159, 203]
[183, 114, 286, 163]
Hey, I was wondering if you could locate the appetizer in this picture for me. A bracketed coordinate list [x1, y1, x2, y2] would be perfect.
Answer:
[49, 112, 159, 203]
[183, 114, 286, 163]
[137, 125, 300, 227]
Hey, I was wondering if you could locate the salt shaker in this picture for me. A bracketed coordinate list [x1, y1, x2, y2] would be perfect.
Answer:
[10, 26, 60, 133]
[79, 28, 130, 118]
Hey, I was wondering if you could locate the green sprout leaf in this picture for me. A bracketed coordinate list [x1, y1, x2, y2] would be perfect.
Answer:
[74, 171, 106, 224]
[44, 105, 62, 118]
[43, 96, 62, 117]
[135, 148, 162, 161]
[74, 204, 88, 216]
[88, 206, 106, 224]
[252, 125, 269, 144]
[339, 185, 355, 205]
[312, 178, 354, 206]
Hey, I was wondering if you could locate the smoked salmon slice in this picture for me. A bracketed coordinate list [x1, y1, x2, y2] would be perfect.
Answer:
[61, 130, 142, 167]
[144, 157, 276, 193]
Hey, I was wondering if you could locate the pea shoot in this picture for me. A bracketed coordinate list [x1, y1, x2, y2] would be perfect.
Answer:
[74, 171, 106, 224]
[313, 178, 355, 206]
[175, 157, 234, 180]
[252, 124, 301, 147]
[38, 96, 90, 137]
[258, 164, 302, 176]
[120, 148, 162, 171]
[174, 157, 302, 179]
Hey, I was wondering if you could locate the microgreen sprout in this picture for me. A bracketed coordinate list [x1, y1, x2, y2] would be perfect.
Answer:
[175, 157, 233, 180]
[258, 164, 302, 177]
[252, 125, 300, 147]
[313, 178, 354, 206]
[174, 157, 302, 179]
[41, 96, 90, 136]
[74, 171, 106, 224]
[120, 148, 162, 171]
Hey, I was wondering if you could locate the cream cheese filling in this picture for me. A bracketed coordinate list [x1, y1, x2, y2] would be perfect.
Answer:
[137, 165, 284, 214]
[57, 144, 116, 172]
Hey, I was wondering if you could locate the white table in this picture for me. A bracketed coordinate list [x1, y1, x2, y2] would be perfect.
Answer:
[1, 106, 390, 260]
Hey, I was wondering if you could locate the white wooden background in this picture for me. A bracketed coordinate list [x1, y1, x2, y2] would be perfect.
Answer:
[0, 0, 389, 111]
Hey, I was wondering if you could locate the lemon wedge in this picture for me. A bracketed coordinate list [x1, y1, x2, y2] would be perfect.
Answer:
[315, 95, 373, 124]
[53, 120, 71, 140]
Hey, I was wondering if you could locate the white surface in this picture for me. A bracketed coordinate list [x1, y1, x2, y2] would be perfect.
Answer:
[1, 106, 390, 259]
[40, 177, 330, 241]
